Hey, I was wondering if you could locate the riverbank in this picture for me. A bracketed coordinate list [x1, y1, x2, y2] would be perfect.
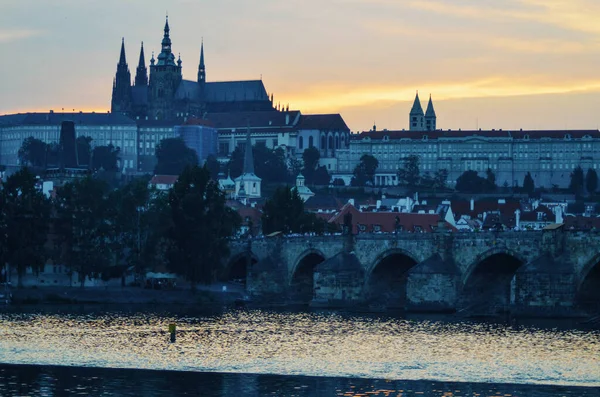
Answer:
[8, 285, 246, 306]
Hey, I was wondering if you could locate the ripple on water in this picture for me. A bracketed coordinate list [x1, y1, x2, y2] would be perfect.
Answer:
[0, 310, 598, 387]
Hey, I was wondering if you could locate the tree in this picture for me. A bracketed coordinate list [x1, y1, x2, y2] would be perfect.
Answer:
[312, 166, 331, 186]
[261, 186, 327, 235]
[205, 154, 221, 180]
[302, 146, 321, 181]
[253, 143, 288, 184]
[456, 170, 486, 193]
[569, 166, 585, 196]
[167, 165, 240, 289]
[1, 168, 51, 287]
[523, 172, 535, 195]
[18, 137, 48, 167]
[352, 154, 379, 187]
[288, 157, 303, 183]
[76, 136, 92, 167]
[55, 175, 113, 287]
[155, 138, 198, 176]
[332, 178, 345, 187]
[107, 177, 153, 276]
[92, 144, 120, 172]
[485, 168, 497, 192]
[586, 168, 598, 196]
[397, 155, 420, 189]
[227, 146, 244, 179]
[433, 169, 449, 192]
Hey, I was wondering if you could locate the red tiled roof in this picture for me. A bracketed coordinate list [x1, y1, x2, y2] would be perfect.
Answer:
[563, 215, 600, 230]
[352, 129, 600, 141]
[150, 175, 178, 185]
[451, 199, 521, 220]
[328, 203, 452, 233]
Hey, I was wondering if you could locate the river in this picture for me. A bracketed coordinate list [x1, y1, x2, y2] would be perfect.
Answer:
[0, 307, 598, 396]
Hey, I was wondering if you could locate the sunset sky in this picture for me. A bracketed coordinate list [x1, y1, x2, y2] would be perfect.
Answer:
[1, 0, 599, 132]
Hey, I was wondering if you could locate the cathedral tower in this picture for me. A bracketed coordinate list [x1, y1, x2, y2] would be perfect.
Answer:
[135, 42, 148, 86]
[148, 16, 183, 120]
[425, 94, 437, 131]
[111, 38, 133, 116]
[409, 92, 425, 131]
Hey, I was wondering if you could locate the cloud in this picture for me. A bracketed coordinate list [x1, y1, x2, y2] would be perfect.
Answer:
[404, 0, 600, 36]
[286, 77, 600, 113]
[0, 29, 43, 43]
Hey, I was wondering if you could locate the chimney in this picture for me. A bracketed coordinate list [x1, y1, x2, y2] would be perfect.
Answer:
[555, 206, 563, 224]
[515, 209, 521, 230]
[470, 198, 474, 212]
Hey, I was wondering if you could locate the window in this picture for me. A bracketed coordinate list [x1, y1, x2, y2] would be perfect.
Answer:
[299, 136, 304, 150]
[309, 136, 314, 148]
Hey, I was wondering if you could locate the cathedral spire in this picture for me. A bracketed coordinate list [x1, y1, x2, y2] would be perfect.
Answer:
[156, 15, 175, 66]
[135, 42, 148, 86]
[111, 38, 132, 115]
[119, 38, 127, 65]
[198, 39, 206, 84]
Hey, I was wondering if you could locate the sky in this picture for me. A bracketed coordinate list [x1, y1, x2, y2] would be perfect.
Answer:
[1, 0, 599, 132]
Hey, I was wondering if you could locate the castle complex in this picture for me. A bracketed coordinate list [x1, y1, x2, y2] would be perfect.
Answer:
[111, 17, 274, 120]
[0, 17, 599, 190]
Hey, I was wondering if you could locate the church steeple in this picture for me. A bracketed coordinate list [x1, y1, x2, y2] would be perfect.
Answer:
[198, 40, 206, 84]
[135, 42, 148, 86]
[111, 38, 132, 115]
[409, 91, 425, 131]
[425, 94, 437, 131]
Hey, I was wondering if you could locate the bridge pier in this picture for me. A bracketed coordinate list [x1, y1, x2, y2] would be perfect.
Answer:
[406, 254, 459, 312]
[513, 254, 577, 316]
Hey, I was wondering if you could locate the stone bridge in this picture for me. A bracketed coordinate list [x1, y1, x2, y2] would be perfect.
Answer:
[226, 228, 600, 316]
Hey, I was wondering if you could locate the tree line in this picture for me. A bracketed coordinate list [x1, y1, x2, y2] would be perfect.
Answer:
[0, 166, 240, 290]
[155, 138, 332, 186]
[19, 136, 120, 172]
[0, 164, 333, 290]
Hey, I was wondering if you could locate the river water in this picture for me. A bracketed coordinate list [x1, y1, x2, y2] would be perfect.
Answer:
[0, 308, 598, 396]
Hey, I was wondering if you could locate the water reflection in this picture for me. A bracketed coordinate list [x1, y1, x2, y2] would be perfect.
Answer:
[0, 309, 598, 391]
[1, 364, 599, 397]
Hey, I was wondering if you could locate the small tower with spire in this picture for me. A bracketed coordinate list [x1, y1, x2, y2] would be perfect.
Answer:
[135, 42, 148, 86]
[111, 38, 133, 115]
[425, 94, 437, 131]
[409, 91, 425, 131]
[198, 40, 206, 85]
[234, 125, 262, 200]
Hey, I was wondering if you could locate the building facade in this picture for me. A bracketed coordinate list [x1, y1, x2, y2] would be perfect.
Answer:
[175, 119, 218, 163]
[0, 112, 138, 173]
[335, 129, 600, 188]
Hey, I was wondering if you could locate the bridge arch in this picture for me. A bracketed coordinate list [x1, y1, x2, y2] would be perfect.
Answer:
[225, 251, 258, 286]
[289, 249, 326, 304]
[577, 254, 600, 310]
[462, 247, 527, 286]
[460, 248, 525, 315]
[365, 248, 419, 309]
